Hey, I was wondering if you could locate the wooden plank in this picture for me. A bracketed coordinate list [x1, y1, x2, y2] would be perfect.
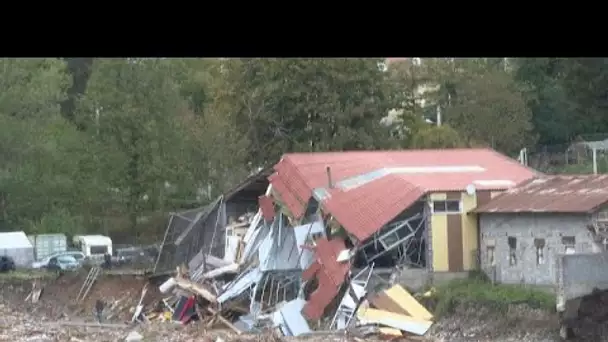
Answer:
[383, 285, 433, 320]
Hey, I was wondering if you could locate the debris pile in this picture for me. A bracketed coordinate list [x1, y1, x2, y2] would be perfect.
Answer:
[143, 179, 435, 339]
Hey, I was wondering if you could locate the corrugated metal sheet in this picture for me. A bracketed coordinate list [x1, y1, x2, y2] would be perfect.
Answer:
[31, 234, 67, 261]
[474, 175, 608, 213]
[270, 148, 537, 241]
[302, 238, 350, 320]
[258, 195, 275, 222]
[323, 175, 425, 241]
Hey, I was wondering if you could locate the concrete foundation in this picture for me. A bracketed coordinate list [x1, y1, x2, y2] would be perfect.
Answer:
[556, 253, 608, 339]
[431, 271, 468, 285]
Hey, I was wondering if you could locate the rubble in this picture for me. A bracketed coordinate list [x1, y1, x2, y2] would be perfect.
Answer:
[0, 165, 561, 341]
[143, 177, 438, 340]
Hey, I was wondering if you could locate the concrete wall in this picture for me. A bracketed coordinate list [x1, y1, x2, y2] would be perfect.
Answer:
[557, 253, 608, 304]
[359, 267, 430, 292]
[480, 213, 597, 285]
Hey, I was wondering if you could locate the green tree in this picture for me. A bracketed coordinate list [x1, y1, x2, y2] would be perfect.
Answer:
[216, 58, 395, 166]
[0, 58, 69, 118]
[79, 58, 245, 237]
[0, 58, 94, 231]
[558, 58, 608, 137]
[384, 58, 434, 146]
[80, 58, 197, 235]
[417, 58, 535, 153]
[513, 58, 576, 145]
[411, 125, 466, 149]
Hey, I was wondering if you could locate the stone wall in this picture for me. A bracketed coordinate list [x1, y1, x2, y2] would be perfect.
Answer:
[479, 213, 597, 285]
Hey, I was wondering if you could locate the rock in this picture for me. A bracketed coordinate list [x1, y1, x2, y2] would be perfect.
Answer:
[125, 330, 143, 342]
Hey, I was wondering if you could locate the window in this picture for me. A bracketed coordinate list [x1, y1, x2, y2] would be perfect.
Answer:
[486, 246, 495, 265]
[90, 245, 108, 255]
[534, 238, 546, 265]
[562, 236, 576, 254]
[432, 200, 461, 213]
[508, 237, 517, 266]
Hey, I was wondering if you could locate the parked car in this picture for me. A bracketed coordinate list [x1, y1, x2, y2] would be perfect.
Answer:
[0, 256, 15, 272]
[115, 247, 156, 267]
[31, 251, 86, 269]
[45, 255, 80, 271]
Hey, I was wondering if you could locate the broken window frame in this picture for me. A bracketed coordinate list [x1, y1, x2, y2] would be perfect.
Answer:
[562, 236, 576, 254]
[431, 200, 461, 214]
[357, 212, 427, 268]
[486, 245, 495, 266]
[534, 238, 545, 265]
[90, 245, 109, 255]
[507, 236, 517, 266]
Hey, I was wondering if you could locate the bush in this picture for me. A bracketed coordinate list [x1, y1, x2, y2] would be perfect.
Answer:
[410, 125, 466, 149]
[431, 277, 555, 317]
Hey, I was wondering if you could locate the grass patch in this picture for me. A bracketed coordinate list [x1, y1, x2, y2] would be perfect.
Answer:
[0, 269, 56, 280]
[430, 276, 555, 317]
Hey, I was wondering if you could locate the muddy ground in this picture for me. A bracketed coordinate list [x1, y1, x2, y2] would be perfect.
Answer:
[0, 273, 605, 341]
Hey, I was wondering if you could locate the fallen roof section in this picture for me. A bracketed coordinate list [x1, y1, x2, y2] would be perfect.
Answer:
[473, 175, 608, 214]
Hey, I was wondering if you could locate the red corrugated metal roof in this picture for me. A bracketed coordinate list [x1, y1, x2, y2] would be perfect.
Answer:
[473, 175, 608, 213]
[268, 172, 306, 218]
[323, 175, 426, 241]
[270, 148, 538, 241]
[258, 195, 275, 222]
[303, 276, 340, 320]
[301, 238, 350, 320]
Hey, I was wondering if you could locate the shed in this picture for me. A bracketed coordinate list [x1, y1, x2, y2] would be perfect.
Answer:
[0, 231, 35, 268]
[473, 175, 608, 286]
[78, 235, 113, 256]
[28, 234, 68, 260]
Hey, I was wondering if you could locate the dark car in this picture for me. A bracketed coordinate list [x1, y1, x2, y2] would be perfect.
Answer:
[0, 256, 16, 272]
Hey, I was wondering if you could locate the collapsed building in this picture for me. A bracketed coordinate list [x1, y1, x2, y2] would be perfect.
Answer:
[154, 168, 272, 275]
[153, 148, 538, 336]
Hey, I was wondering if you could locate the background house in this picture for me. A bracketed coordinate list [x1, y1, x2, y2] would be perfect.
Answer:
[474, 175, 608, 285]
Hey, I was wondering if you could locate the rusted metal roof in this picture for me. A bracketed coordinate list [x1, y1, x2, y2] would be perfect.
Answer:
[270, 148, 538, 241]
[474, 175, 608, 213]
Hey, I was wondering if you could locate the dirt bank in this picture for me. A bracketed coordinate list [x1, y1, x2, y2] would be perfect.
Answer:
[0, 271, 161, 322]
[428, 304, 559, 342]
[0, 273, 593, 342]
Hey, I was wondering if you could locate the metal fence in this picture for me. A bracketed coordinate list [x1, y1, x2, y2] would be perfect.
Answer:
[521, 136, 608, 174]
[153, 196, 226, 274]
